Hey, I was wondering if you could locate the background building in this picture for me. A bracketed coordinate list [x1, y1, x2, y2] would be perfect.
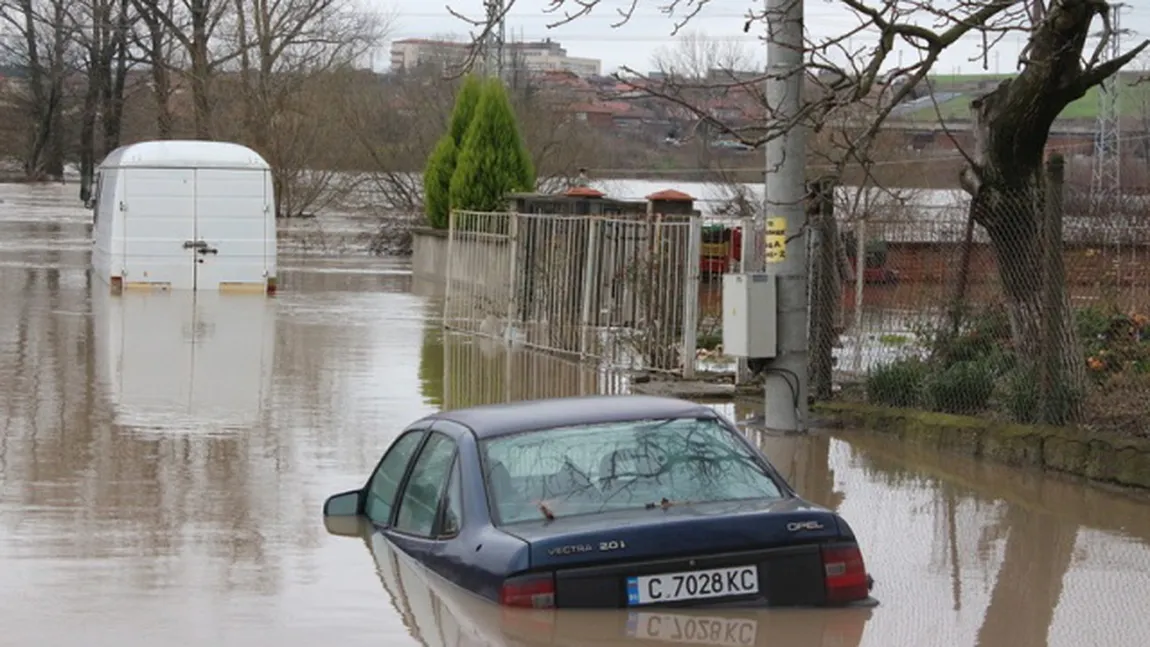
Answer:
[389, 37, 602, 78]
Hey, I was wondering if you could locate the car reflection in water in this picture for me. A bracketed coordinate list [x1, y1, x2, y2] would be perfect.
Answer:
[327, 517, 873, 647]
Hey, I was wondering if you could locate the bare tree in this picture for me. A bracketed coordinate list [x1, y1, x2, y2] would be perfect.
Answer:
[452, 0, 1148, 422]
[513, 92, 603, 193]
[0, 0, 73, 179]
[226, 0, 385, 217]
[130, 0, 179, 138]
[336, 67, 458, 213]
[72, 0, 134, 200]
[134, 0, 233, 138]
[647, 31, 760, 149]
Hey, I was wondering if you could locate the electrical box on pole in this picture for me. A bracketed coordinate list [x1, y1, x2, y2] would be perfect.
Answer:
[721, 273, 778, 359]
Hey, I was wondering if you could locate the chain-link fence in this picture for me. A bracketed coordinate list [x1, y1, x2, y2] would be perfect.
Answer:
[443, 209, 702, 376]
[837, 160, 1150, 434]
[691, 166, 1150, 433]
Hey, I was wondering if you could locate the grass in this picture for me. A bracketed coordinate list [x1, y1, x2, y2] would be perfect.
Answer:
[903, 72, 1150, 122]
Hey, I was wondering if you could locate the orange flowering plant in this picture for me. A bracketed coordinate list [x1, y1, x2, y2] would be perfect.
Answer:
[1077, 306, 1150, 379]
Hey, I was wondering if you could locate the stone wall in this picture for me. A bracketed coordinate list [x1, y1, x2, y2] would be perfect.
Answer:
[410, 226, 511, 300]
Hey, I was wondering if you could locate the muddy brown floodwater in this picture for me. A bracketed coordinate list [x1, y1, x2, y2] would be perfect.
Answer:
[3, 183, 1150, 647]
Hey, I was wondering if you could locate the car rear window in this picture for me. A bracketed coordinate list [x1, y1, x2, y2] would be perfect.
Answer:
[479, 417, 783, 524]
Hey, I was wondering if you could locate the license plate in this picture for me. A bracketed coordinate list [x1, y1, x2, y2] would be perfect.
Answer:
[626, 565, 759, 606]
[626, 612, 758, 646]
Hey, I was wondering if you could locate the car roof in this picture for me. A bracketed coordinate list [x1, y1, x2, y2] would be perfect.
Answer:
[429, 395, 719, 439]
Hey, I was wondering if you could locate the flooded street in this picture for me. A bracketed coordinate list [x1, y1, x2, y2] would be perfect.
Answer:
[3, 183, 1150, 647]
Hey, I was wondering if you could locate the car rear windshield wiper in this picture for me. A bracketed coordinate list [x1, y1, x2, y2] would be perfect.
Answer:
[537, 500, 556, 521]
[644, 497, 687, 510]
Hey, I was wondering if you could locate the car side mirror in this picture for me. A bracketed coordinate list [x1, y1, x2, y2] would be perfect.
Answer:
[323, 488, 363, 517]
[324, 514, 369, 538]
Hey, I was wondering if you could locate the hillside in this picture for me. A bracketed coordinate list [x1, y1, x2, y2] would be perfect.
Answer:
[901, 71, 1150, 122]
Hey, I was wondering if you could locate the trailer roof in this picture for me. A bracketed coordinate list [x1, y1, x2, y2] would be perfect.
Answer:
[100, 140, 270, 170]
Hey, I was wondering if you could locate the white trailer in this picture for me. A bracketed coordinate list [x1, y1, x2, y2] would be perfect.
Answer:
[91, 140, 278, 293]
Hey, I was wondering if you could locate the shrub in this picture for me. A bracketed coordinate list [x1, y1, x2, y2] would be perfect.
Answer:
[449, 78, 536, 213]
[423, 137, 458, 229]
[1000, 364, 1040, 423]
[1077, 305, 1150, 379]
[866, 358, 927, 408]
[922, 306, 1012, 367]
[924, 360, 996, 415]
[696, 332, 721, 351]
[423, 75, 483, 229]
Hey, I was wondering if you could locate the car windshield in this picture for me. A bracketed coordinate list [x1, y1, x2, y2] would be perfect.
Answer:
[479, 417, 783, 524]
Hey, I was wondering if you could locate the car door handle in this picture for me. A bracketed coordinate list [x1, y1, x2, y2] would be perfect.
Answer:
[183, 240, 208, 249]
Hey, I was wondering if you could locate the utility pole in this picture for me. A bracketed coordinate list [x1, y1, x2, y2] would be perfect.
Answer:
[482, 0, 507, 77]
[761, 0, 809, 431]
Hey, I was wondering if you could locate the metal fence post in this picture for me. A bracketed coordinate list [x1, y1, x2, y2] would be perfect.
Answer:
[506, 210, 520, 336]
[443, 331, 453, 407]
[735, 215, 756, 384]
[579, 217, 601, 359]
[443, 209, 458, 329]
[681, 215, 701, 378]
[851, 217, 866, 375]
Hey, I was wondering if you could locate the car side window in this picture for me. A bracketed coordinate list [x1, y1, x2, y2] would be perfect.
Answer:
[438, 459, 463, 538]
[394, 433, 457, 537]
[365, 431, 427, 526]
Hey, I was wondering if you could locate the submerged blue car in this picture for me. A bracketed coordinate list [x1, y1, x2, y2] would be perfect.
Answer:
[323, 395, 876, 609]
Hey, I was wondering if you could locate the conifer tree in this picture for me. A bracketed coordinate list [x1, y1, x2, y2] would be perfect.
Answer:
[422, 74, 483, 228]
[449, 78, 535, 213]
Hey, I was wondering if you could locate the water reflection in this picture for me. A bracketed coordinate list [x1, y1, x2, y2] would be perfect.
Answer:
[365, 529, 873, 647]
[422, 330, 629, 409]
[841, 432, 1150, 647]
[0, 252, 438, 645]
[92, 290, 276, 429]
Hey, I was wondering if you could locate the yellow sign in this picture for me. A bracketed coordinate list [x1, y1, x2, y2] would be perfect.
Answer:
[765, 216, 787, 263]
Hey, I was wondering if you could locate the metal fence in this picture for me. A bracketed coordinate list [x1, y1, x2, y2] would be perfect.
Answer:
[444, 209, 702, 376]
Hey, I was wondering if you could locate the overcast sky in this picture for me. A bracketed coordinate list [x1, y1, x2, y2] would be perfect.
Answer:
[371, 0, 1150, 76]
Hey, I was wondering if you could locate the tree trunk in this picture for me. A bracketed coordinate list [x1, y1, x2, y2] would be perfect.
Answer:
[100, 0, 131, 154]
[136, 1, 175, 138]
[18, 0, 48, 178]
[960, 0, 1147, 423]
[189, 0, 214, 139]
[81, 0, 110, 202]
[808, 177, 838, 402]
[974, 507, 1076, 647]
[79, 59, 101, 202]
[968, 133, 1086, 422]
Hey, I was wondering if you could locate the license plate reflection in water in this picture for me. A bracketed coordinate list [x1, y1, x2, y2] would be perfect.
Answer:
[626, 565, 759, 605]
[626, 612, 758, 646]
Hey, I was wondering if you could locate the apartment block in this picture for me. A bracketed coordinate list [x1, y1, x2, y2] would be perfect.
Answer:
[389, 37, 601, 78]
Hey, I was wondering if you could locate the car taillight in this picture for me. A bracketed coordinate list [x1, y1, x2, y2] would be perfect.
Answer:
[500, 573, 556, 609]
[822, 544, 869, 604]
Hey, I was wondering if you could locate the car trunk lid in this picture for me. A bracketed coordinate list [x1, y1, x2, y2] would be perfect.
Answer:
[501, 497, 841, 570]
